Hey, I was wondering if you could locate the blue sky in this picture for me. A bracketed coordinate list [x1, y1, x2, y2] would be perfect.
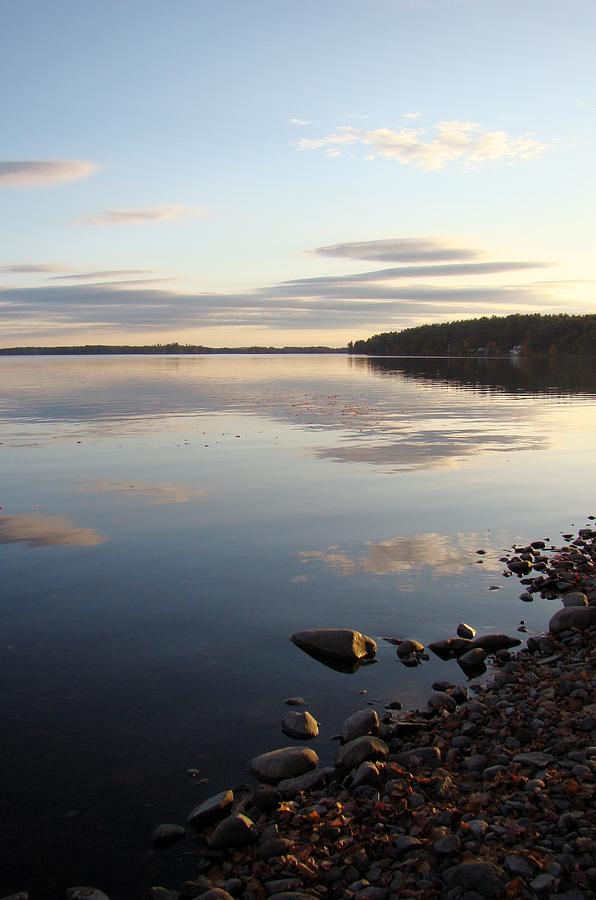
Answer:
[1, 0, 595, 346]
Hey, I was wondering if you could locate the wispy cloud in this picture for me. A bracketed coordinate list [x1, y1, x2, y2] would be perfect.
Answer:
[314, 238, 480, 263]
[82, 205, 206, 226]
[403, 111, 422, 120]
[289, 117, 311, 126]
[52, 269, 154, 281]
[0, 160, 97, 188]
[1, 263, 65, 274]
[285, 260, 552, 288]
[0, 237, 564, 341]
[297, 120, 548, 169]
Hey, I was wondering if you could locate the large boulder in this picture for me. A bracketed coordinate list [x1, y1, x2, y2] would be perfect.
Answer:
[290, 628, 376, 664]
[335, 735, 389, 770]
[340, 708, 379, 744]
[561, 592, 588, 608]
[549, 606, 596, 634]
[248, 747, 318, 783]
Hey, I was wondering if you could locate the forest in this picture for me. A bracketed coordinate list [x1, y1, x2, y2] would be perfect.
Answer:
[350, 313, 596, 356]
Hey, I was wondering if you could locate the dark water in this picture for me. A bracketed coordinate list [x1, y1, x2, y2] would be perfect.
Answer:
[0, 354, 595, 898]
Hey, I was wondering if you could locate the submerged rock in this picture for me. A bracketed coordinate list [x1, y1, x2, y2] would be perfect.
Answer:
[290, 628, 376, 664]
[150, 824, 186, 848]
[248, 747, 318, 783]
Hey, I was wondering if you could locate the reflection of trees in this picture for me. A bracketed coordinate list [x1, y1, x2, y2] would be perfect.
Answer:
[359, 355, 596, 396]
[296, 532, 504, 578]
[0, 514, 105, 548]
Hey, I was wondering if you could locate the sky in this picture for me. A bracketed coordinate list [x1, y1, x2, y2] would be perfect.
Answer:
[1, 0, 595, 348]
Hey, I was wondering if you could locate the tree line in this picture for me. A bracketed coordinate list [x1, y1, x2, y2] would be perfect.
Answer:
[350, 313, 596, 356]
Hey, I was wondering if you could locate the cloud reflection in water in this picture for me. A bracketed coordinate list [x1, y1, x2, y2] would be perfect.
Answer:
[0, 514, 106, 549]
[296, 532, 504, 578]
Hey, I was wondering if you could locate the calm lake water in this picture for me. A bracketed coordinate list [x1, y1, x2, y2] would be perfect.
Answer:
[1, 353, 595, 898]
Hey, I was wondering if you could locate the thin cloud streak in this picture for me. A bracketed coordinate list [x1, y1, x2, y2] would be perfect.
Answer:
[52, 269, 154, 280]
[0, 160, 97, 188]
[314, 238, 480, 263]
[1, 264, 65, 274]
[82, 205, 207, 226]
[285, 261, 551, 287]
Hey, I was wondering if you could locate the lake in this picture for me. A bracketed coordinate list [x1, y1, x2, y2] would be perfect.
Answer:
[1, 353, 595, 898]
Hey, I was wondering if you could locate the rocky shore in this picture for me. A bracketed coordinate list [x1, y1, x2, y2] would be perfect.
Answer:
[15, 525, 596, 900]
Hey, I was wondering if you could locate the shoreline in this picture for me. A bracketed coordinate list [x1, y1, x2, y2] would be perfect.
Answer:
[141, 525, 595, 900]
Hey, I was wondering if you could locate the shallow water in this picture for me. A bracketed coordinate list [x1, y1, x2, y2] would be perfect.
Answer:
[0, 353, 595, 898]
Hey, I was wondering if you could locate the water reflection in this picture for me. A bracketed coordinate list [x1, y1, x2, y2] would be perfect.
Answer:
[296, 532, 505, 577]
[2, 354, 593, 474]
[76, 480, 205, 505]
[0, 513, 106, 548]
[358, 354, 596, 395]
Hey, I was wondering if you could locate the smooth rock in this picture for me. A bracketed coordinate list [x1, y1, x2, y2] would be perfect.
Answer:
[469, 633, 522, 653]
[350, 761, 382, 789]
[150, 823, 186, 848]
[277, 768, 325, 798]
[66, 890, 111, 900]
[458, 648, 488, 669]
[513, 751, 554, 767]
[290, 628, 376, 662]
[258, 838, 296, 860]
[198, 892, 235, 900]
[340, 708, 379, 743]
[549, 606, 596, 633]
[396, 639, 424, 658]
[335, 735, 389, 770]
[399, 745, 441, 771]
[443, 861, 507, 897]
[207, 814, 256, 849]
[188, 790, 234, 825]
[561, 592, 588, 608]
[428, 638, 473, 660]
[433, 835, 461, 856]
[281, 710, 319, 740]
[457, 623, 476, 639]
[428, 690, 457, 712]
[249, 747, 319, 783]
